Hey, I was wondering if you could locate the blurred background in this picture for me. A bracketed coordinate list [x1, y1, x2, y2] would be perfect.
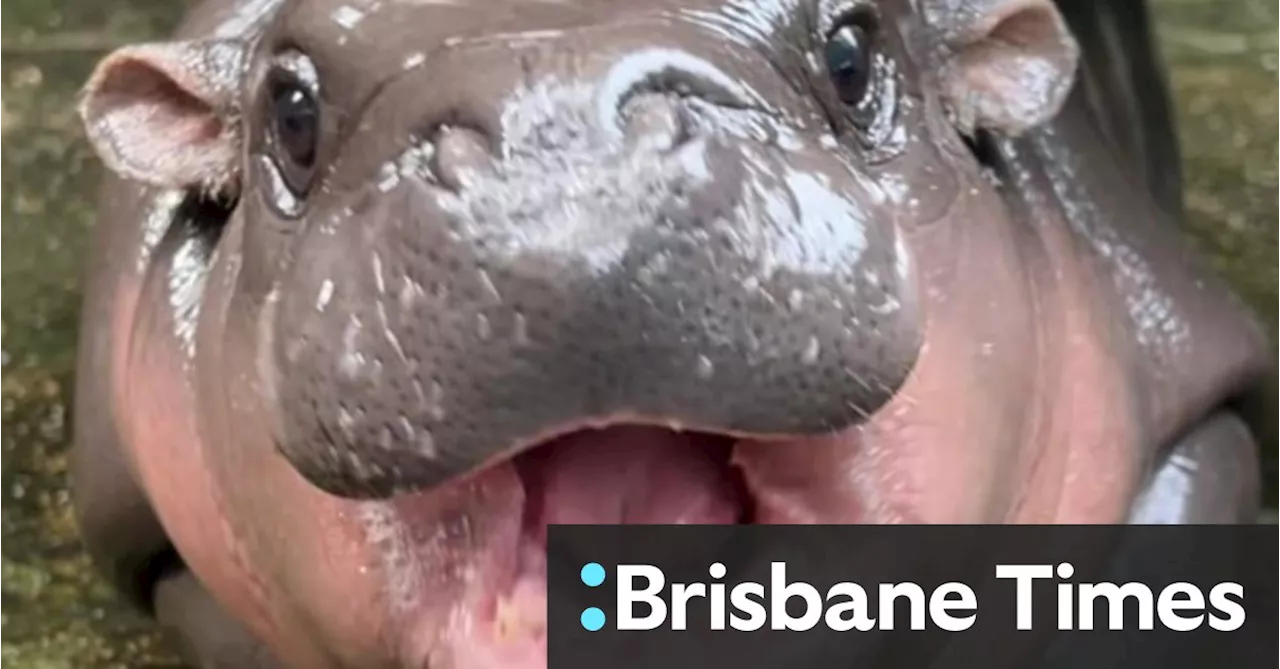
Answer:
[1, 0, 1276, 666]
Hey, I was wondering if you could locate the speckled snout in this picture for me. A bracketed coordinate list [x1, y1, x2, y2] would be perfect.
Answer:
[267, 36, 924, 499]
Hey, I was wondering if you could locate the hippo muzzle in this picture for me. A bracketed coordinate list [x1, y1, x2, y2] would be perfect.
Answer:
[263, 29, 921, 497]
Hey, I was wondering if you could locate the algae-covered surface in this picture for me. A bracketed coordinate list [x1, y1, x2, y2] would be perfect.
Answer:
[3, 3, 192, 666]
[1, 0, 1276, 666]
[1155, 0, 1279, 498]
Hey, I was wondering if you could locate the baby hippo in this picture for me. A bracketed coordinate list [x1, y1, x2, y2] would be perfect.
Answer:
[70, 0, 1272, 667]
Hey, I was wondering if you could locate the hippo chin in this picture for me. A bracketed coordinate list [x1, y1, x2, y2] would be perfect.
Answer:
[70, 0, 1272, 666]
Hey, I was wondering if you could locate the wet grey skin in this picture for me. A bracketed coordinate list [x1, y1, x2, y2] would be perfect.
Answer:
[260, 17, 922, 497]
[68, 0, 1274, 667]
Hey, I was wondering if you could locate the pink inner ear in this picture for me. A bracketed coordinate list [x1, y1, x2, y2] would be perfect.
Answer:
[95, 54, 224, 154]
[984, 4, 1061, 52]
[945, 3, 1078, 138]
[82, 50, 234, 190]
[123, 64, 225, 148]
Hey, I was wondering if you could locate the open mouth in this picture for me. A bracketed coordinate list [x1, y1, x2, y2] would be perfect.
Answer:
[409, 422, 860, 669]
[515, 426, 752, 535]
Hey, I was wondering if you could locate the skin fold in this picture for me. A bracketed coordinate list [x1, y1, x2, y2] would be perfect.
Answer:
[70, 0, 1274, 667]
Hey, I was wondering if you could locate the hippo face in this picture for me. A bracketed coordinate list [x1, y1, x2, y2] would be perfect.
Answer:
[84, 0, 1085, 497]
[74, 0, 1271, 667]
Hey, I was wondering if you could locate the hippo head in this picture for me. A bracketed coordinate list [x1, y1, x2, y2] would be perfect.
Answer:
[76, 0, 1271, 666]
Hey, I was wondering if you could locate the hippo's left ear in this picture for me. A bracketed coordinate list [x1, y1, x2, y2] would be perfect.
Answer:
[922, 0, 1080, 137]
[79, 39, 249, 196]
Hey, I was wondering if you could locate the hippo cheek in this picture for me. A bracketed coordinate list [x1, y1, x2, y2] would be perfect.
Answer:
[173, 217, 534, 669]
[731, 179, 1042, 525]
[109, 245, 273, 644]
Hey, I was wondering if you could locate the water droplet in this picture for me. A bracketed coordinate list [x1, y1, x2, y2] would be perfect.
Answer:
[338, 405, 356, 439]
[476, 314, 492, 340]
[379, 426, 393, 450]
[788, 289, 805, 312]
[403, 52, 426, 70]
[397, 414, 415, 439]
[696, 355, 715, 379]
[412, 378, 428, 410]
[372, 253, 387, 295]
[478, 270, 501, 302]
[430, 380, 447, 421]
[801, 336, 820, 364]
[316, 279, 335, 312]
[332, 5, 365, 29]
[399, 277, 420, 312]
[377, 162, 400, 192]
[514, 312, 530, 346]
[346, 451, 366, 478]
[339, 316, 366, 380]
[418, 430, 437, 457]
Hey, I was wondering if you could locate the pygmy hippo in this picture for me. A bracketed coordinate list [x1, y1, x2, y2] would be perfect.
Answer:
[71, 0, 1273, 667]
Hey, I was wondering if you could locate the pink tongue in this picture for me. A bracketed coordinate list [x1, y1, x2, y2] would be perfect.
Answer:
[517, 426, 743, 540]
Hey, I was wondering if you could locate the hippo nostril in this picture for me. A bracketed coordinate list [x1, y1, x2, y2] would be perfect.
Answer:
[620, 93, 692, 153]
[429, 124, 494, 191]
[603, 48, 759, 146]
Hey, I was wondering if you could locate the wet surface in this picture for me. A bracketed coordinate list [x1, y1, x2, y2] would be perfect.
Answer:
[1, 0, 1275, 666]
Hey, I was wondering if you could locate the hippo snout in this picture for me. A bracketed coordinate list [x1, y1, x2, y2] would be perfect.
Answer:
[263, 41, 923, 498]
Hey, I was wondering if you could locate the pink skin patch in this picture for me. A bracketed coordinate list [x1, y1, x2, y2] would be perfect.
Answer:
[112, 277, 301, 662]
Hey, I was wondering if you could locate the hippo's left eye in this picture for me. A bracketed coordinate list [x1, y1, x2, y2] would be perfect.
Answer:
[271, 81, 318, 168]
[260, 52, 323, 203]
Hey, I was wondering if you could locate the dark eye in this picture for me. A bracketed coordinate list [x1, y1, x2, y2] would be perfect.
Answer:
[825, 22, 874, 107]
[266, 70, 320, 194]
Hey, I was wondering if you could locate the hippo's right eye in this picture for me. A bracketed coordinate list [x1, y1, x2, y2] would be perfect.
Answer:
[263, 60, 322, 198]
[825, 23, 873, 107]
[819, 9, 899, 153]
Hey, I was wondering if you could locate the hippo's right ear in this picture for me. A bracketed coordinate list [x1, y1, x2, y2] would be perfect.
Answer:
[923, 0, 1080, 138]
[79, 39, 248, 196]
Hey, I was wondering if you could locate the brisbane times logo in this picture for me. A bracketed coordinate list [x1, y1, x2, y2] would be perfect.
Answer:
[572, 561, 1246, 633]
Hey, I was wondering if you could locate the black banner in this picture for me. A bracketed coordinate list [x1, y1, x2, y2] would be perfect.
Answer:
[547, 524, 1277, 669]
